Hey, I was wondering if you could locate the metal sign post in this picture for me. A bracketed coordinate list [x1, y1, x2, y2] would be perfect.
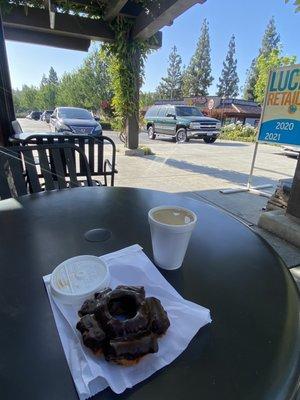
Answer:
[221, 64, 300, 197]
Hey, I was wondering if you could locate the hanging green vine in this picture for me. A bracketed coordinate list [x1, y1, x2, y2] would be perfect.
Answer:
[0, 1, 105, 17]
[103, 16, 151, 134]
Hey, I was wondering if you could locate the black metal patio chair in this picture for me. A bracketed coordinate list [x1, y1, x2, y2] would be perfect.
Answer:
[11, 120, 23, 135]
[22, 134, 117, 186]
[0, 143, 93, 200]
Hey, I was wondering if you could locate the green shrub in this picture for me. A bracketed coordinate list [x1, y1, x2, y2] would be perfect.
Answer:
[15, 112, 28, 118]
[221, 123, 257, 142]
[100, 121, 112, 130]
[139, 146, 155, 155]
[110, 117, 123, 132]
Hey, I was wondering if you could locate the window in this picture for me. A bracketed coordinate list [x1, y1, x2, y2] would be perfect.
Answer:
[166, 106, 175, 116]
[175, 106, 203, 117]
[58, 108, 93, 120]
[145, 106, 159, 118]
[157, 107, 167, 117]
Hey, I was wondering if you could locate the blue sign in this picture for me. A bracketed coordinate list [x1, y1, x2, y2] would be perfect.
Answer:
[258, 64, 300, 146]
[258, 118, 300, 145]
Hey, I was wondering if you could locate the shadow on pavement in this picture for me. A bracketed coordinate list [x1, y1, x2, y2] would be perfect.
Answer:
[210, 141, 248, 147]
[146, 156, 278, 187]
[149, 137, 248, 147]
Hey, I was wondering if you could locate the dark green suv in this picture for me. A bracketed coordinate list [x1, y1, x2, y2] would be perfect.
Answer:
[145, 104, 221, 143]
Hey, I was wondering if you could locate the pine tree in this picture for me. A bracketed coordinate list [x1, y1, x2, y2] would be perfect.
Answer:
[156, 46, 183, 99]
[38, 68, 59, 108]
[243, 17, 280, 100]
[48, 67, 59, 85]
[183, 19, 213, 97]
[216, 35, 239, 98]
[40, 74, 48, 87]
[260, 16, 280, 56]
[243, 58, 257, 101]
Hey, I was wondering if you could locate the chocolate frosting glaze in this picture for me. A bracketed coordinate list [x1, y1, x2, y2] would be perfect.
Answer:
[76, 285, 170, 364]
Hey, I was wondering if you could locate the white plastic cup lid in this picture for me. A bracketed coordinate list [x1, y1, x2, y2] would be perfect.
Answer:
[50, 255, 110, 305]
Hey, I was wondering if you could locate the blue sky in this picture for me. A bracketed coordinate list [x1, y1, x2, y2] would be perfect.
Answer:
[5, 0, 300, 96]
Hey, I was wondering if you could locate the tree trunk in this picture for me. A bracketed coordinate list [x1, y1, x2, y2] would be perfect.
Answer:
[125, 47, 140, 150]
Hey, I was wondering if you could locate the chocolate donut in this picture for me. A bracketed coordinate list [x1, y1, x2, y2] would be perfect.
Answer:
[146, 297, 170, 335]
[105, 333, 159, 364]
[76, 314, 106, 353]
[76, 285, 170, 365]
[78, 288, 112, 317]
[94, 286, 149, 338]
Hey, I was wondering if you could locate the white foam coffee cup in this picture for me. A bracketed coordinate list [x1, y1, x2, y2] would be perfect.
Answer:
[148, 205, 197, 270]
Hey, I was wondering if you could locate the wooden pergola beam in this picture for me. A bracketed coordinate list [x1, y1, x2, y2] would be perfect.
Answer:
[131, 0, 206, 40]
[104, 0, 128, 21]
[4, 26, 91, 51]
[2, 5, 114, 43]
[2, 5, 162, 49]
[48, 0, 56, 29]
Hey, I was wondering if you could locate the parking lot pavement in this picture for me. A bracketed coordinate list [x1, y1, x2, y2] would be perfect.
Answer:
[18, 118, 297, 200]
[18, 118, 53, 133]
[18, 118, 300, 267]
[18, 118, 297, 202]
[18, 118, 124, 143]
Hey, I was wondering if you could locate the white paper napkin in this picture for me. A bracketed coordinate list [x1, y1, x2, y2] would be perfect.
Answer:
[43, 244, 211, 399]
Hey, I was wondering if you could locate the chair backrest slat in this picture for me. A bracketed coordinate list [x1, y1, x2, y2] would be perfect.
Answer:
[0, 152, 15, 199]
[22, 150, 42, 193]
[78, 137, 85, 174]
[97, 140, 104, 174]
[88, 138, 95, 173]
[23, 134, 116, 185]
[64, 147, 79, 187]
[37, 148, 55, 191]
[51, 147, 67, 189]
[7, 149, 28, 197]
[0, 143, 92, 200]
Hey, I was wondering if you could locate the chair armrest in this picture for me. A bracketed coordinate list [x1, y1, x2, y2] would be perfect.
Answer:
[104, 159, 118, 173]
[103, 159, 117, 186]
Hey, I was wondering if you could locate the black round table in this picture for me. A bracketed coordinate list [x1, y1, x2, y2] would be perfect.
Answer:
[0, 187, 299, 400]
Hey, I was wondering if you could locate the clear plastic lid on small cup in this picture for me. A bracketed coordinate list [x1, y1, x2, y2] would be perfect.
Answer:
[50, 255, 110, 305]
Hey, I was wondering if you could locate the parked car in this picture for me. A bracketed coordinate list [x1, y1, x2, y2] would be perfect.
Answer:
[26, 111, 42, 120]
[41, 110, 54, 123]
[145, 104, 221, 143]
[50, 107, 102, 136]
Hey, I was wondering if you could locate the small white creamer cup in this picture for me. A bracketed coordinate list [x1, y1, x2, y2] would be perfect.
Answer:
[50, 255, 110, 305]
[148, 205, 197, 270]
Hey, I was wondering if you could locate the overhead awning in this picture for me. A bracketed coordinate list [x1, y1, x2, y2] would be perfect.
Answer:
[2, 0, 205, 51]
